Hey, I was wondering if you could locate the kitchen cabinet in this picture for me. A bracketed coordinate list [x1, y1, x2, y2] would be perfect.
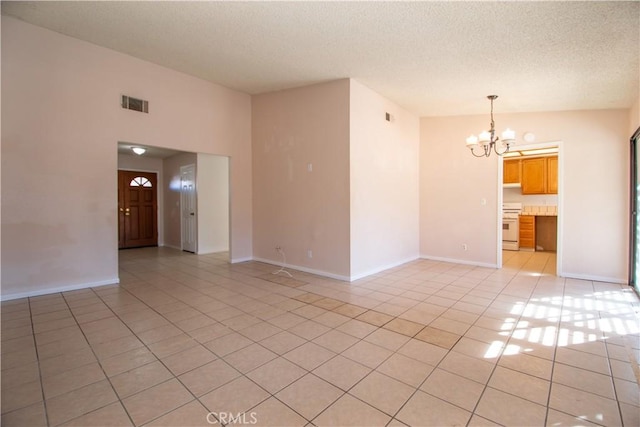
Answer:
[520, 214, 558, 251]
[547, 156, 558, 194]
[503, 159, 521, 184]
[521, 156, 558, 195]
[519, 215, 535, 249]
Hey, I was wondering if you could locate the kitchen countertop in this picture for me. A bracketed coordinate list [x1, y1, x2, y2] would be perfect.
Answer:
[520, 205, 557, 216]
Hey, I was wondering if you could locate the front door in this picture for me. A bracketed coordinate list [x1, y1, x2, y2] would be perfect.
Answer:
[118, 170, 158, 249]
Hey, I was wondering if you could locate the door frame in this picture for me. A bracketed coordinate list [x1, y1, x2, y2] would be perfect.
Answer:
[180, 163, 198, 253]
[117, 168, 161, 248]
[497, 140, 564, 276]
[115, 149, 232, 261]
[629, 127, 640, 294]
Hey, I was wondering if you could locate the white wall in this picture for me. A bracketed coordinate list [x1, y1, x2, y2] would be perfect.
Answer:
[503, 187, 558, 206]
[421, 109, 630, 283]
[349, 80, 420, 279]
[1, 17, 252, 300]
[197, 154, 230, 254]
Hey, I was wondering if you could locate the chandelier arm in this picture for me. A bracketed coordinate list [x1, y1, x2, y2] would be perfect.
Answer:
[469, 146, 490, 157]
[493, 141, 511, 156]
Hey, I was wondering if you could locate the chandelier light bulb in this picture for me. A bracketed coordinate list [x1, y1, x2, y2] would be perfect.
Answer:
[502, 128, 516, 143]
[478, 131, 491, 143]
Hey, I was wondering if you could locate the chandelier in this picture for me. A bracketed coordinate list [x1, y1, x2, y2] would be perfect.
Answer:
[466, 95, 515, 157]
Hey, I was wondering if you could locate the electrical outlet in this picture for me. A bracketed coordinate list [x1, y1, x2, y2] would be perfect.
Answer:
[462, 244, 468, 251]
[307, 249, 313, 258]
[275, 246, 282, 252]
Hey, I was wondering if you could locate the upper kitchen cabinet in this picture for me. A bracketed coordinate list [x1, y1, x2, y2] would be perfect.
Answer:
[503, 159, 521, 184]
[547, 156, 558, 194]
[521, 157, 546, 193]
[521, 156, 558, 194]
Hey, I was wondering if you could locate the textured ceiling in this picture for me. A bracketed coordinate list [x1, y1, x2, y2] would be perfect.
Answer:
[2, 1, 639, 116]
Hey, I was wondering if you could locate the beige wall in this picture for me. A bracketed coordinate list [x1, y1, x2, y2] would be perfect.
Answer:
[1, 17, 252, 299]
[252, 80, 351, 278]
[420, 115, 501, 267]
[350, 80, 420, 279]
[252, 79, 420, 280]
[630, 95, 640, 135]
[421, 109, 629, 282]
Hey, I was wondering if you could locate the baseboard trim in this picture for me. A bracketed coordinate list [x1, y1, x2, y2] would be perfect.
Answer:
[350, 256, 420, 281]
[198, 247, 230, 255]
[420, 255, 498, 269]
[0, 278, 120, 301]
[161, 243, 182, 251]
[561, 272, 627, 285]
[252, 257, 351, 281]
[230, 256, 253, 264]
[243, 256, 422, 282]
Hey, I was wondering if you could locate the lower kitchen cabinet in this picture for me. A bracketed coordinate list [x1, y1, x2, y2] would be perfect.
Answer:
[519, 215, 558, 251]
[519, 215, 535, 249]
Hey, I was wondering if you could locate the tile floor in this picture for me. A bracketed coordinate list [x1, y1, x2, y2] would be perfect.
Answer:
[2, 248, 639, 426]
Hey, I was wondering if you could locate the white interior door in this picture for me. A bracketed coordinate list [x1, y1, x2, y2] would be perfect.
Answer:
[180, 164, 197, 253]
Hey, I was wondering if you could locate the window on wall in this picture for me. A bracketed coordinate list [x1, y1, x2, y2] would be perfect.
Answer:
[130, 177, 153, 187]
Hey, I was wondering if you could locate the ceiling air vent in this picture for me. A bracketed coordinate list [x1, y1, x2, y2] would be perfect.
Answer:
[121, 95, 149, 113]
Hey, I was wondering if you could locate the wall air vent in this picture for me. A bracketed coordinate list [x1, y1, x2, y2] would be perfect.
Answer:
[121, 95, 149, 113]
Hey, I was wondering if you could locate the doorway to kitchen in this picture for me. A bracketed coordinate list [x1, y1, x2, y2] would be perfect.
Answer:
[498, 141, 563, 276]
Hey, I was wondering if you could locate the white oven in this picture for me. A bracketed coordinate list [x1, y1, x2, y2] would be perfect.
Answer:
[502, 203, 522, 251]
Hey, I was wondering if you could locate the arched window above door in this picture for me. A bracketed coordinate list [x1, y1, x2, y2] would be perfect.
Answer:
[129, 176, 152, 187]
